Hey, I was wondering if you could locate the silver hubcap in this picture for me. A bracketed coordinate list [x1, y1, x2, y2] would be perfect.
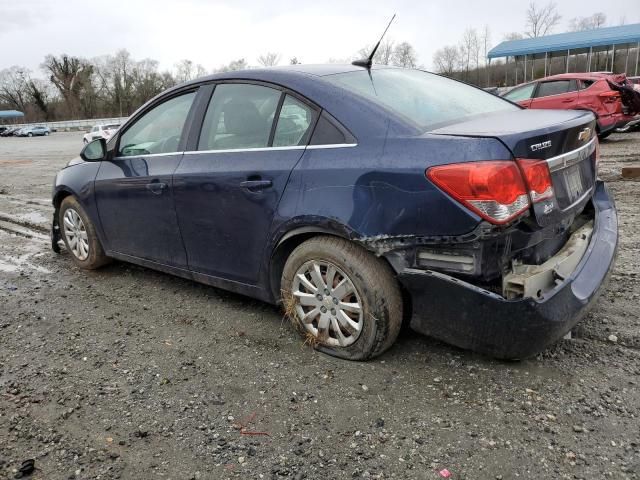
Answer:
[291, 260, 363, 347]
[63, 209, 89, 261]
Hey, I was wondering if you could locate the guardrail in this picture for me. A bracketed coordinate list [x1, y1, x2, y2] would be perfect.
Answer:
[2, 117, 128, 132]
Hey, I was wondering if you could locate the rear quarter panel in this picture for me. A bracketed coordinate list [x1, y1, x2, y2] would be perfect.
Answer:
[271, 135, 514, 246]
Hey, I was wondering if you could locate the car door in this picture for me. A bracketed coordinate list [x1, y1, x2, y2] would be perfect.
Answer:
[94, 89, 198, 267]
[529, 79, 580, 110]
[173, 82, 317, 284]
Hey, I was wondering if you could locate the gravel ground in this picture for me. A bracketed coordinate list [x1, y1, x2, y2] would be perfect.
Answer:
[0, 131, 639, 480]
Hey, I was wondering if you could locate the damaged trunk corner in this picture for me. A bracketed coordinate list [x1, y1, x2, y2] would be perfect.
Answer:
[370, 205, 597, 302]
[502, 221, 593, 300]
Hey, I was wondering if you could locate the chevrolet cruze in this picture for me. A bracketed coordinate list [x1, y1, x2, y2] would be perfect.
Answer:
[51, 65, 618, 360]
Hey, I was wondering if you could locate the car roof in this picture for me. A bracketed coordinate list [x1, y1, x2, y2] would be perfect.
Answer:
[179, 63, 403, 88]
[537, 72, 612, 82]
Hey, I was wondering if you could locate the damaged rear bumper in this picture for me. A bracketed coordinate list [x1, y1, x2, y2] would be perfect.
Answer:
[397, 181, 617, 359]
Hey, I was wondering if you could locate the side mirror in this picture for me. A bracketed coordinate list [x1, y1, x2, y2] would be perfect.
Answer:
[80, 138, 107, 162]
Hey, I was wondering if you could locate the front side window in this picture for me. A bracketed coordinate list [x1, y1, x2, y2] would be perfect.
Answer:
[273, 95, 315, 147]
[503, 83, 537, 102]
[326, 69, 516, 130]
[118, 91, 196, 157]
[198, 84, 281, 150]
[536, 80, 572, 98]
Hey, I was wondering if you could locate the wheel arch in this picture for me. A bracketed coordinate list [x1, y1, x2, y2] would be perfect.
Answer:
[268, 225, 352, 302]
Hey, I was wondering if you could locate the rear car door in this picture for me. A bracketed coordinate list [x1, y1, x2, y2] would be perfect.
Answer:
[529, 79, 580, 110]
[94, 90, 198, 267]
[173, 82, 317, 284]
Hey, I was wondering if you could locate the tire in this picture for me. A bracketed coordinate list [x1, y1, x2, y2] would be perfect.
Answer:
[59, 196, 110, 269]
[27, 133, 32, 137]
[281, 236, 402, 360]
[44, 132, 49, 136]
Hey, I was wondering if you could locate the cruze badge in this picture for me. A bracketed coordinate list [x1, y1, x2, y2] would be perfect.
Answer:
[578, 127, 591, 142]
[530, 140, 552, 152]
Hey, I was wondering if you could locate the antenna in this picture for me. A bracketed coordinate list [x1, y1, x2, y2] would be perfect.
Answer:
[352, 14, 397, 69]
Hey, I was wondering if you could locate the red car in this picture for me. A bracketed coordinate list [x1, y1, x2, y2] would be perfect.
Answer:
[502, 73, 638, 139]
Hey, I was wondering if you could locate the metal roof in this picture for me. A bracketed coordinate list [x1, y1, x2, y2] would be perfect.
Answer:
[488, 23, 640, 59]
[0, 110, 24, 119]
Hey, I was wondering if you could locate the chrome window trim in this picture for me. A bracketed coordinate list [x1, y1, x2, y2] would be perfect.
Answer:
[182, 143, 357, 155]
[546, 137, 596, 172]
[306, 143, 357, 150]
[114, 151, 185, 160]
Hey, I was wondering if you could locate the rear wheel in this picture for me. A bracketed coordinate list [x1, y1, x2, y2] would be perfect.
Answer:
[281, 236, 402, 360]
[27, 132, 32, 137]
[59, 196, 110, 269]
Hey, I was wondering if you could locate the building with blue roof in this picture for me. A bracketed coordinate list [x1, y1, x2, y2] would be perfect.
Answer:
[488, 23, 640, 84]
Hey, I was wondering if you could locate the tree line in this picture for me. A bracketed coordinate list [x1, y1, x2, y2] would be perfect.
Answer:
[1, 2, 632, 123]
[0, 38, 419, 124]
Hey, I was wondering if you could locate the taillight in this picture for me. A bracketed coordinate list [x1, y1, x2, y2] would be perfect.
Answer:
[516, 159, 554, 203]
[426, 161, 530, 225]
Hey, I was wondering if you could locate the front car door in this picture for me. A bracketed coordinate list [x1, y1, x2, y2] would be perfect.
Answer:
[529, 79, 580, 110]
[173, 82, 317, 284]
[94, 89, 198, 267]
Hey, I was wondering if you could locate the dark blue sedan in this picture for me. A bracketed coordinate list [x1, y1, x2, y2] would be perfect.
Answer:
[51, 65, 618, 360]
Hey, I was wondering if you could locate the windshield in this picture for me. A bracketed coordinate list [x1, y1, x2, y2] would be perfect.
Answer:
[326, 69, 517, 130]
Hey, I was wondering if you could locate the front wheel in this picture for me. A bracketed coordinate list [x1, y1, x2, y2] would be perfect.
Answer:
[281, 236, 402, 360]
[59, 196, 110, 269]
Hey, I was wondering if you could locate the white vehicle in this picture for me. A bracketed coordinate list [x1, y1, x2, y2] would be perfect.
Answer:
[83, 124, 120, 144]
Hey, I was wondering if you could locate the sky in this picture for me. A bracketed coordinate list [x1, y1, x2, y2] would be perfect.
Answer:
[0, 0, 637, 75]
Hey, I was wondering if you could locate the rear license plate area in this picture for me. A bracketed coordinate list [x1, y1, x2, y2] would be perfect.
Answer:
[564, 165, 585, 203]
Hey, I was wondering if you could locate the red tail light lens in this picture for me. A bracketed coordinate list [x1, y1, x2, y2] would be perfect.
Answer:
[516, 159, 554, 203]
[426, 161, 530, 225]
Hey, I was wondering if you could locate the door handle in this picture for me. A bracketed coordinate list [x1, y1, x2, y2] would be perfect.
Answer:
[240, 179, 272, 191]
[562, 98, 574, 103]
[146, 182, 168, 194]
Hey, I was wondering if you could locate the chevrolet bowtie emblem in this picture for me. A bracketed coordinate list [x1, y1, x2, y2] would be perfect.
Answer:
[578, 127, 591, 142]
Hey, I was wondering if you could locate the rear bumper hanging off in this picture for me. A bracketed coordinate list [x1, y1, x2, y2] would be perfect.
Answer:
[398, 181, 617, 359]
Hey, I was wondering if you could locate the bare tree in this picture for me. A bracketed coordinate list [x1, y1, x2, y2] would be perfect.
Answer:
[460, 28, 479, 79]
[0, 66, 31, 112]
[504, 32, 524, 41]
[569, 12, 606, 31]
[392, 42, 417, 68]
[42, 54, 94, 117]
[433, 46, 461, 76]
[175, 59, 194, 83]
[481, 25, 492, 67]
[257, 52, 281, 67]
[525, 1, 561, 38]
[214, 59, 248, 73]
[357, 40, 395, 65]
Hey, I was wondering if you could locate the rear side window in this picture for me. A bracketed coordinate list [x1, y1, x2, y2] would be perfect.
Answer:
[198, 84, 281, 150]
[273, 95, 315, 147]
[535, 80, 577, 98]
[310, 112, 349, 145]
[580, 80, 595, 89]
[503, 83, 537, 102]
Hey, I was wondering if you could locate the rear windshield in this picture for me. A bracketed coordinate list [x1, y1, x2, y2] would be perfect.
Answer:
[326, 69, 517, 130]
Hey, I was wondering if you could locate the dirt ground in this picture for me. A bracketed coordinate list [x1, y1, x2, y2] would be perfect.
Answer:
[0, 131, 639, 480]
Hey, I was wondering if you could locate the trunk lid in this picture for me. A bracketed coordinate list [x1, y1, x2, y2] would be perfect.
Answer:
[430, 109, 597, 228]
